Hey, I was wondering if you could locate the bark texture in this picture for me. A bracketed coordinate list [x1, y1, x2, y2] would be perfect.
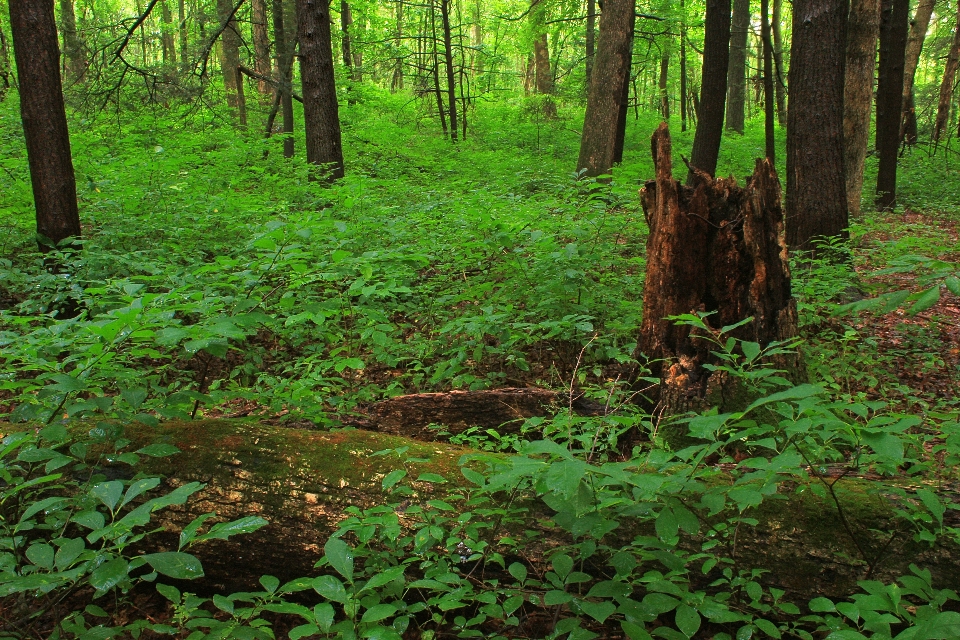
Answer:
[934, 4, 960, 145]
[686, 0, 732, 184]
[875, 0, 909, 210]
[161, 0, 176, 68]
[252, 0, 272, 93]
[844, 0, 880, 218]
[725, 0, 750, 133]
[900, 0, 935, 144]
[585, 0, 596, 84]
[297, 0, 344, 180]
[786, 0, 849, 254]
[9, 0, 81, 250]
[576, 0, 636, 177]
[217, 0, 242, 107]
[639, 124, 799, 415]
[772, 0, 786, 125]
[59, 0, 85, 81]
[440, 0, 458, 141]
[761, 0, 776, 162]
[272, 0, 295, 158]
[659, 51, 670, 119]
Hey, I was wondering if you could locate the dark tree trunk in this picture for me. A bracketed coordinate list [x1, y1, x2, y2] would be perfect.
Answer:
[576, 0, 636, 177]
[430, 2, 448, 136]
[0, 14, 12, 100]
[844, 0, 880, 218]
[59, 0, 85, 81]
[659, 51, 669, 119]
[638, 124, 800, 415]
[297, 0, 344, 180]
[252, 0, 271, 93]
[772, 0, 786, 125]
[272, 0, 295, 158]
[934, 4, 960, 145]
[9, 0, 81, 252]
[725, 0, 749, 133]
[785, 0, 849, 255]
[900, 0, 934, 145]
[680, 0, 688, 132]
[761, 0, 775, 163]
[875, 0, 909, 210]
[217, 0, 242, 108]
[585, 0, 596, 85]
[612, 7, 636, 164]
[178, 0, 188, 71]
[161, 0, 176, 68]
[686, 0, 731, 185]
[339, 1, 355, 78]
[391, 0, 403, 90]
[439, 0, 458, 142]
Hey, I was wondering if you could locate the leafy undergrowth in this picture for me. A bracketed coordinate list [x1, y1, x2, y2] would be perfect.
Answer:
[2, 91, 960, 638]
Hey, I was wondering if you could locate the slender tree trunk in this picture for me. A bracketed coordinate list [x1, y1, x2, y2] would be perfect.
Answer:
[875, 0, 909, 210]
[785, 0, 849, 255]
[217, 0, 242, 108]
[297, 0, 344, 180]
[900, 0, 935, 145]
[0, 18, 10, 100]
[934, 4, 960, 145]
[178, 0, 189, 71]
[439, 0, 458, 142]
[659, 50, 670, 119]
[430, 0, 448, 135]
[761, 0, 775, 162]
[9, 0, 81, 251]
[585, 0, 596, 85]
[612, 7, 636, 164]
[160, 0, 175, 68]
[272, 0, 295, 158]
[772, 0, 786, 126]
[135, 0, 147, 66]
[252, 0, 271, 93]
[391, 0, 403, 90]
[340, 1, 355, 77]
[844, 0, 880, 218]
[725, 0, 749, 133]
[576, 0, 635, 177]
[686, 0, 732, 185]
[59, 0, 85, 81]
[680, 0, 687, 132]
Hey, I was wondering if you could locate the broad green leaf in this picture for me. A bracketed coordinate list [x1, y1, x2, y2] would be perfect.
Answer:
[55, 538, 85, 570]
[946, 276, 960, 296]
[313, 575, 348, 603]
[361, 604, 398, 623]
[581, 600, 616, 623]
[289, 624, 320, 640]
[675, 604, 701, 638]
[314, 602, 335, 631]
[26, 543, 55, 570]
[909, 286, 940, 315]
[179, 513, 215, 549]
[359, 565, 404, 593]
[381, 469, 406, 490]
[259, 575, 280, 593]
[324, 537, 354, 582]
[89, 557, 130, 592]
[195, 516, 268, 542]
[136, 444, 180, 457]
[862, 432, 903, 462]
[121, 477, 161, 509]
[91, 481, 124, 512]
[508, 562, 527, 583]
[141, 552, 204, 579]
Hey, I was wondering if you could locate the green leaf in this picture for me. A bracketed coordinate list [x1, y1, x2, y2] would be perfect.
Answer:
[289, 624, 320, 640]
[912, 611, 960, 638]
[121, 477, 161, 509]
[55, 538, 85, 570]
[20, 496, 68, 523]
[754, 618, 781, 639]
[179, 513, 215, 550]
[259, 575, 280, 593]
[656, 507, 679, 541]
[909, 286, 940, 315]
[946, 276, 960, 296]
[72, 510, 105, 531]
[313, 575, 348, 603]
[552, 553, 573, 580]
[544, 589, 572, 605]
[641, 592, 679, 615]
[381, 469, 406, 490]
[26, 543, 55, 570]
[141, 552, 204, 579]
[195, 516, 268, 542]
[508, 562, 527, 583]
[622, 621, 654, 640]
[47, 373, 87, 393]
[675, 604, 701, 638]
[334, 357, 365, 373]
[862, 432, 904, 462]
[581, 600, 617, 623]
[156, 583, 181, 603]
[917, 489, 946, 526]
[136, 444, 180, 457]
[89, 557, 130, 592]
[314, 602, 335, 631]
[359, 565, 404, 593]
[324, 537, 354, 582]
[361, 604, 398, 623]
[741, 341, 761, 363]
[545, 459, 588, 498]
[91, 481, 124, 512]
[416, 473, 447, 483]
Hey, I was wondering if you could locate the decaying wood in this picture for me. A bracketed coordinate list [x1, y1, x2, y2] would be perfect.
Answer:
[637, 123, 800, 415]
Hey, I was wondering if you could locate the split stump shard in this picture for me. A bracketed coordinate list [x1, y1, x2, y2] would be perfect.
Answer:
[637, 123, 802, 416]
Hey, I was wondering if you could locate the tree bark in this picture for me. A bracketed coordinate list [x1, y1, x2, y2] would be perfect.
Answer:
[531, 0, 555, 117]
[725, 0, 750, 133]
[252, 0, 272, 93]
[576, 0, 636, 177]
[217, 0, 242, 108]
[612, 7, 636, 164]
[659, 50, 670, 119]
[178, 0, 188, 71]
[686, 0, 732, 185]
[680, 0, 688, 132]
[0, 16, 10, 101]
[844, 0, 880, 219]
[391, 0, 403, 91]
[272, 0, 295, 158]
[585, 0, 596, 85]
[9, 0, 81, 252]
[772, 0, 786, 126]
[439, 0, 458, 142]
[638, 123, 799, 415]
[161, 0, 176, 68]
[297, 0, 344, 180]
[339, 1, 355, 77]
[875, 0, 909, 210]
[761, 0, 775, 163]
[900, 0, 935, 145]
[785, 0, 849, 255]
[59, 0, 85, 82]
[934, 4, 960, 145]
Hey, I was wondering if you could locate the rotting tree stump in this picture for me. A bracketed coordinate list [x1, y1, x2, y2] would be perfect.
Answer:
[637, 123, 801, 416]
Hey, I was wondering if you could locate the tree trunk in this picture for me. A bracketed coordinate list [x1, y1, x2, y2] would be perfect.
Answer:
[161, 0, 176, 68]
[271, 0, 296, 158]
[659, 50, 670, 119]
[297, 0, 344, 180]
[612, 7, 636, 164]
[844, 0, 880, 219]
[638, 123, 799, 415]
[761, 0, 775, 163]
[680, 0, 688, 132]
[439, 0, 458, 142]
[431, 3, 448, 136]
[59, 0, 85, 82]
[391, 0, 403, 91]
[725, 0, 749, 133]
[252, 0, 271, 93]
[933, 4, 960, 145]
[875, 0, 909, 210]
[772, 0, 786, 126]
[339, 1, 354, 76]
[576, 0, 636, 177]
[686, 0, 731, 185]
[0, 14, 12, 101]
[217, 0, 242, 108]
[900, 0, 934, 145]
[9, 0, 81, 252]
[585, 0, 596, 85]
[178, 0, 188, 71]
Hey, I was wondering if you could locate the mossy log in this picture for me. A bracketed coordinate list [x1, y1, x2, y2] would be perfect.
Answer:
[637, 123, 802, 415]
